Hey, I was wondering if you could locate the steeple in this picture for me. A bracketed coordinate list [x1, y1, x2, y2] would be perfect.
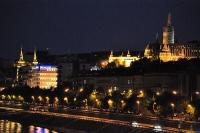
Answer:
[32, 48, 38, 65]
[19, 47, 24, 62]
[127, 50, 131, 57]
[110, 50, 113, 57]
[167, 13, 172, 26]
[16, 47, 26, 82]
[162, 13, 174, 45]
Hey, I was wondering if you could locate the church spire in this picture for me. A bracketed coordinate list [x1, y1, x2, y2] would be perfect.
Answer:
[32, 48, 38, 65]
[127, 50, 131, 57]
[110, 50, 113, 57]
[19, 47, 24, 62]
[167, 12, 172, 26]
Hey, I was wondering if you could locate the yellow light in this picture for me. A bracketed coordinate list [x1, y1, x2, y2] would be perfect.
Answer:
[136, 100, 140, 105]
[45, 96, 49, 102]
[12, 95, 16, 99]
[64, 97, 68, 103]
[137, 90, 144, 98]
[108, 99, 113, 108]
[38, 96, 42, 101]
[186, 104, 195, 115]
[31, 96, 34, 100]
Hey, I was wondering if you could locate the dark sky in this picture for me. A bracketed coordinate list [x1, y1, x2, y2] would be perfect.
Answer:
[0, 0, 200, 59]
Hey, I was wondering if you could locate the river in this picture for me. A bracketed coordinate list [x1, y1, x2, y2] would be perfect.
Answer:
[0, 120, 58, 133]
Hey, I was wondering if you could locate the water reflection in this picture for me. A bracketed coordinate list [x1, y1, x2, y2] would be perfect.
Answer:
[0, 120, 58, 133]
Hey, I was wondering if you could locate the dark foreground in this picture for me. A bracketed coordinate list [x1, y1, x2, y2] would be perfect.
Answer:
[0, 109, 156, 133]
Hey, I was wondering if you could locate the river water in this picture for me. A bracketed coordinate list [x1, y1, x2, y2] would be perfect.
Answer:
[0, 120, 58, 133]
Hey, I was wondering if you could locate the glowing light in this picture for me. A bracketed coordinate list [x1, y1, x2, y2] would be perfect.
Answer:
[38, 96, 42, 101]
[137, 90, 144, 98]
[172, 90, 177, 95]
[64, 97, 68, 103]
[45, 96, 49, 103]
[156, 92, 160, 96]
[108, 99, 113, 108]
[195, 91, 200, 95]
[79, 88, 84, 92]
[170, 103, 175, 107]
[64, 88, 69, 93]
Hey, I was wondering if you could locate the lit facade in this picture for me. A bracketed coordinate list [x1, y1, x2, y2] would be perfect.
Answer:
[144, 13, 200, 62]
[27, 65, 58, 89]
[15, 48, 38, 83]
[108, 51, 140, 67]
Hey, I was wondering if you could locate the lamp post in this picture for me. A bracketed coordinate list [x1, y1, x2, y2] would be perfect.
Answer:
[136, 100, 140, 113]
[170, 103, 175, 117]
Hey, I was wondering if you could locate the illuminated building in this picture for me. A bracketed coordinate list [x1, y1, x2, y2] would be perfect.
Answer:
[144, 33, 160, 60]
[108, 50, 140, 67]
[15, 48, 26, 82]
[15, 48, 58, 89]
[144, 13, 200, 62]
[32, 48, 38, 65]
[27, 65, 58, 89]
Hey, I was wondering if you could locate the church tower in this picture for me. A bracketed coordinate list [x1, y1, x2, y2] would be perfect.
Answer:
[32, 48, 38, 65]
[162, 13, 174, 50]
[159, 13, 175, 62]
[16, 47, 26, 82]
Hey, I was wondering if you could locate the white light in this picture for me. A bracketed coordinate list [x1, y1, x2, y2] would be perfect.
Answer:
[153, 125, 162, 132]
[131, 121, 139, 127]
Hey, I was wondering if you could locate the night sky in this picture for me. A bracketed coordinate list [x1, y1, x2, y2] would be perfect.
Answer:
[0, 0, 200, 59]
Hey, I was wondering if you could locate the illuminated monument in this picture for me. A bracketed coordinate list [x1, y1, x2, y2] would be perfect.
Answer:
[144, 13, 200, 62]
[108, 50, 140, 67]
[15, 48, 58, 89]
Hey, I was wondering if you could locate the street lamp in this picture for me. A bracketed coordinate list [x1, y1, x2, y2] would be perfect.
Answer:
[156, 92, 160, 96]
[108, 99, 113, 109]
[170, 103, 175, 117]
[79, 88, 84, 92]
[136, 100, 140, 113]
[172, 90, 177, 95]
[64, 88, 69, 93]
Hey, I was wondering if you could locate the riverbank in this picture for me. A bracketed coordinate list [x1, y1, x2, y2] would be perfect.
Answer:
[0, 109, 152, 133]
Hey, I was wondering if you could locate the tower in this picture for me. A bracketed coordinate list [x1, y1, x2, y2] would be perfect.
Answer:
[162, 13, 174, 50]
[32, 48, 38, 65]
[16, 47, 26, 82]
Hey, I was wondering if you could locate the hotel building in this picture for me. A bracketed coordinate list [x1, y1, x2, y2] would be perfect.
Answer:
[27, 65, 58, 89]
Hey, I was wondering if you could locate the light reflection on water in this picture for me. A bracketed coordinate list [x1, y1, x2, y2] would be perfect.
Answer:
[0, 120, 58, 133]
